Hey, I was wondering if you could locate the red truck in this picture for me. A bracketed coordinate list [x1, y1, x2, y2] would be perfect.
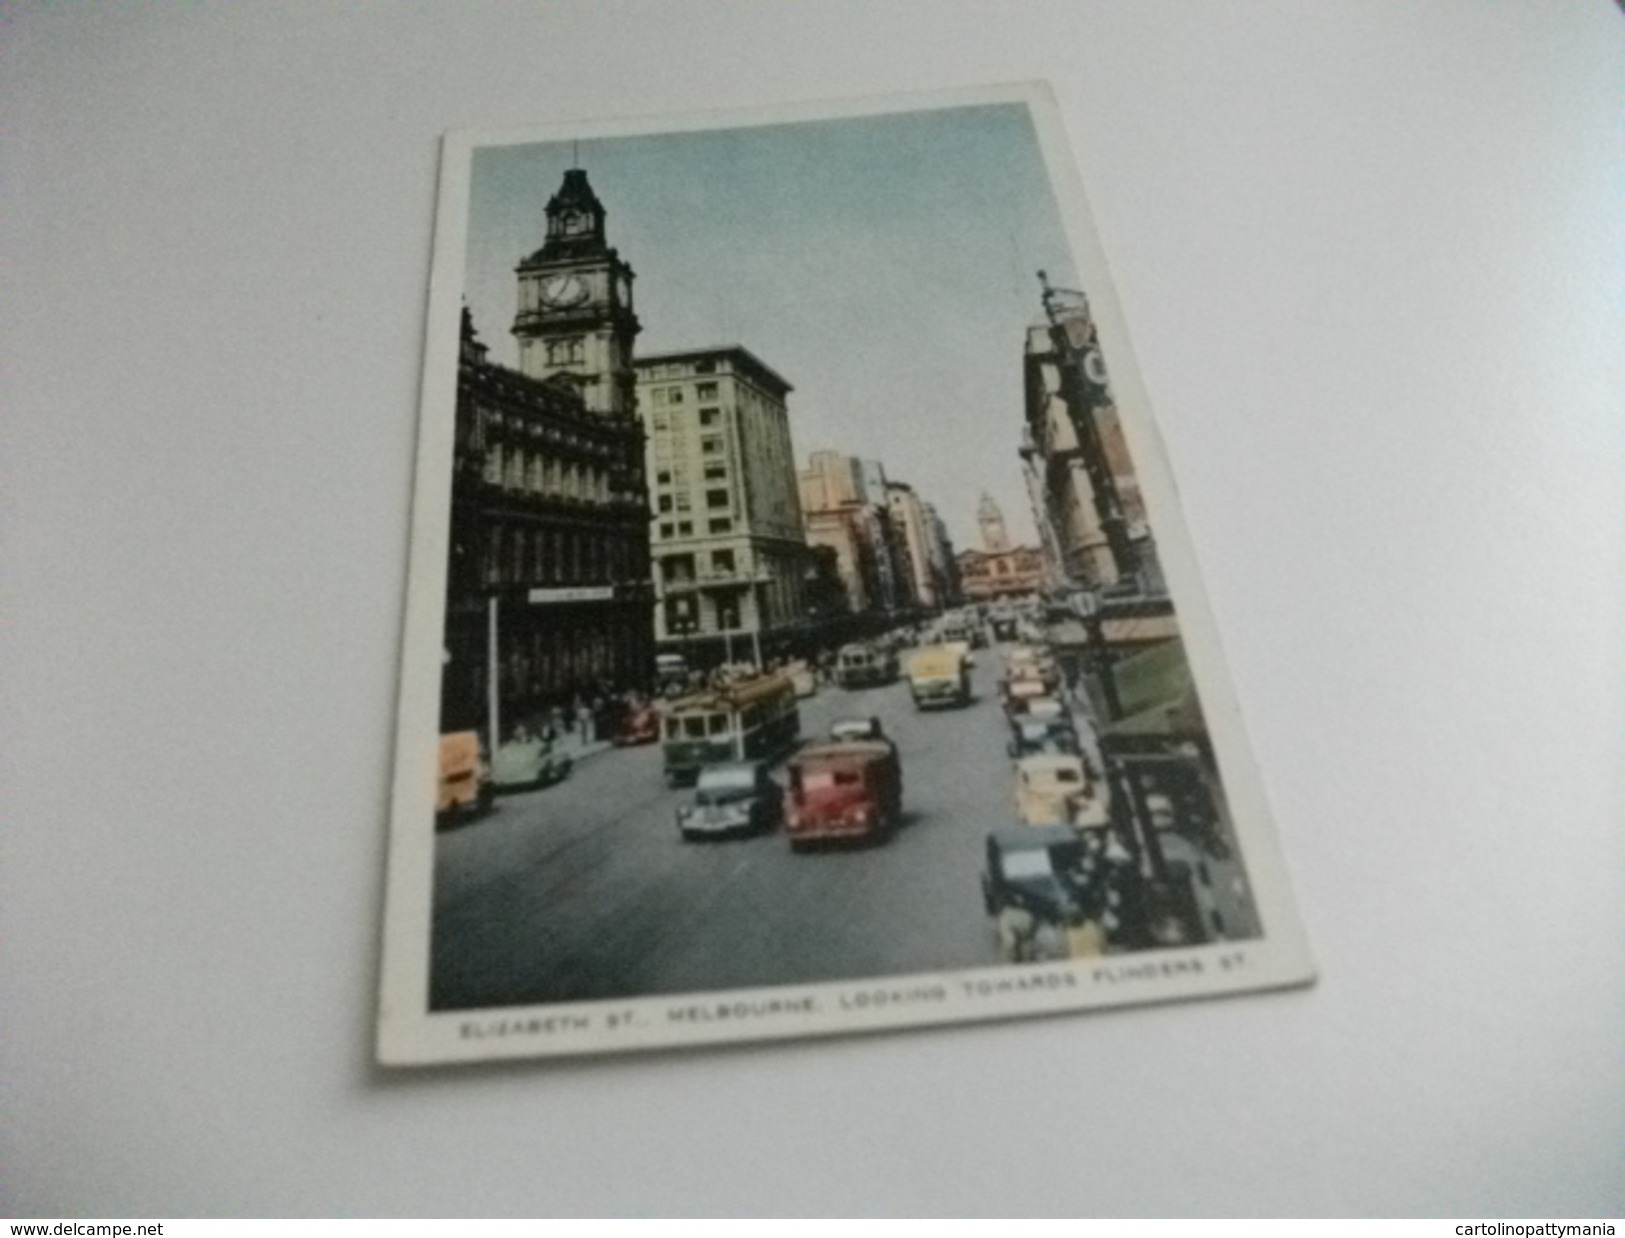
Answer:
[783, 740, 903, 851]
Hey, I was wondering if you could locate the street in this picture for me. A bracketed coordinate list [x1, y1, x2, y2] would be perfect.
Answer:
[431, 654, 1024, 1010]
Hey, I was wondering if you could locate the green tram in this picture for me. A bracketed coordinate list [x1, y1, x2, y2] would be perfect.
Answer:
[660, 673, 801, 787]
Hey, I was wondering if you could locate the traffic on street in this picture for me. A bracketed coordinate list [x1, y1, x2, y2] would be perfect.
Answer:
[430, 613, 1256, 1013]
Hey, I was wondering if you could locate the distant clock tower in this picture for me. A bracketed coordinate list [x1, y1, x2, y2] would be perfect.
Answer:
[978, 492, 1012, 553]
[512, 168, 640, 416]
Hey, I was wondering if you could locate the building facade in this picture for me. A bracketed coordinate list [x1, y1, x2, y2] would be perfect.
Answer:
[1021, 277, 1155, 592]
[957, 493, 1045, 602]
[886, 481, 946, 612]
[797, 450, 907, 618]
[636, 346, 809, 664]
[441, 305, 653, 737]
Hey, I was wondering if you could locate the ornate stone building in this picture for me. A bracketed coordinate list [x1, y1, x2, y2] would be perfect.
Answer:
[956, 494, 1045, 602]
[1020, 276, 1156, 592]
[439, 168, 653, 737]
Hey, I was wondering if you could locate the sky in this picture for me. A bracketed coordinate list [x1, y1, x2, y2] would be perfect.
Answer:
[462, 101, 1085, 551]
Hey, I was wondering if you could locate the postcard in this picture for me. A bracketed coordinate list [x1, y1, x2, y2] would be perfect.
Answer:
[378, 83, 1314, 1065]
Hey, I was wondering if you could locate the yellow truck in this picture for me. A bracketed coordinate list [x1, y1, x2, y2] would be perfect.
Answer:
[906, 644, 971, 710]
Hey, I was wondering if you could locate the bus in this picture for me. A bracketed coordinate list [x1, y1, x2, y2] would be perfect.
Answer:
[660, 673, 801, 786]
[835, 642, 898, 689]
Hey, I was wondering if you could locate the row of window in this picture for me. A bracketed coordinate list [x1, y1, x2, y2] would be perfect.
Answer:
[656, 517, 732, 539]
[482, 524, 641, 588]
[655, 487, 732, 514]
[663, 594, 741, 634]
[648, 407, 724, 434]
[652, 462, 727, 486]
[660, 549, 737, 582]
[542, 338, 586, 367]
[484, 444, 620, 503]
[644, 382, 720, 408]
[485, 624, 632, 703]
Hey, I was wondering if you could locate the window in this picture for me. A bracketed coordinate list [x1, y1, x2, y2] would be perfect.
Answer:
[658, 495, 673, 513]
[656, 470, 671, 484]
[703, 464, 727, 480]
[658, 523, 674, 539]
[699, 408, 720, 426]
[545, 337, 584, 366]
[667, 388, 684, 405]
[677, 521, 693, 536]
[701, 436, 723, 455]
[696, 382, 718, 400]
[708, 518, 732, 534]
[652, 414, 670, 432]
[695, 360, 716, 374]
[706, 488, 730, 509]
[712, 549, 735, 575]
[674, 492, 691, 512]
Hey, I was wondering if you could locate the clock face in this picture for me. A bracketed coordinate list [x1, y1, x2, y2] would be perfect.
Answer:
[539, 274, 588, 308]
[1083, 348, 1109, 387]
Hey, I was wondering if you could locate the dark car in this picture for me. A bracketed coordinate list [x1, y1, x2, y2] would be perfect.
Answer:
[981, 826, 1127, 961]
[675, 760, 780, 841]
[983, 826, 1163, 960]
[1006, 715, 1081, 760]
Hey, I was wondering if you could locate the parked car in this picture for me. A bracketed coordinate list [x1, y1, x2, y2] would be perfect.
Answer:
[1014, 752, 1109, 829]
[491, 732, 572, 792]
[1001, 676, 1053, 719]
[1007, 715, 1081, 760]
[784, 740, 903, 850]
[675, 760, 780, 841]
[1023, 696, 1070, 723]
[614, 705, 661, 746]
[981, 826, 1125, 961]
[437, 731, 494, 827]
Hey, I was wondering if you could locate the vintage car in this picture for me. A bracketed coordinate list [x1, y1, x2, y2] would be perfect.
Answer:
[783, 740, 903, 850]
[1000, 676, 1054, 719]
[1007, 714, 1081, 760]
[655, 652, 690, 691]
[835, 642, 898, 689]
[1014, 752, 1109, 829]
[1003, 647, 1060, 687]
[1022, 696, 1070, 723]
[906, 645, 972, 709]
[613, 705, 661, 746]
[830, 714, 892, 748]
[436, 731, 494, 827]
[675, 760, 780, 841]
[981, 826, 1126, 961]
[491, 732, 572, 792]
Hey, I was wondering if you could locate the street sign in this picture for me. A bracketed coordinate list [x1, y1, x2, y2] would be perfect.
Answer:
[527, 586, 615, 604]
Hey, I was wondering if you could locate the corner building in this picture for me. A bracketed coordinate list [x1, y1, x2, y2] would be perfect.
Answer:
[636, 347, 809, 664]
[440, 168, 654, 737]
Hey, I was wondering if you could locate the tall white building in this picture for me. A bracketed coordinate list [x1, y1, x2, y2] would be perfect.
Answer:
[636, 346, 808, 661]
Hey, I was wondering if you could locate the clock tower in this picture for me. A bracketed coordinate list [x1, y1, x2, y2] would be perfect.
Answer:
[512, 168, 640, 417]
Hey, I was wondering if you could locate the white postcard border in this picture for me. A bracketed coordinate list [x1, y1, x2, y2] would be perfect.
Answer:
[378, 82, 1314, 1067]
